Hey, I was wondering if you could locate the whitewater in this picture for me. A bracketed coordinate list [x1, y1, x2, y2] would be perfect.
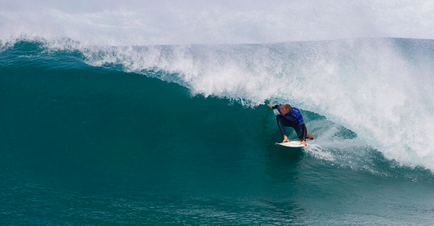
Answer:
[2, 1, 434, 225]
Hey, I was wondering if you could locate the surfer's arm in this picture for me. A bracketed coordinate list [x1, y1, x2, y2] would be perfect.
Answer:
[267, 104, 278, 109]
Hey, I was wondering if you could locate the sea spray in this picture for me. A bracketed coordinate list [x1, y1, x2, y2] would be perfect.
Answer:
[2, 1, 433, 45]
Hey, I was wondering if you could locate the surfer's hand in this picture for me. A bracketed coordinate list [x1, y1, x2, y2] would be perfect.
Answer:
[301, 141, 307, 146]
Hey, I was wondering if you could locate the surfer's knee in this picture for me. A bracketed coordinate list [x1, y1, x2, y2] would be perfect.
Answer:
[276, 115, 283, 121]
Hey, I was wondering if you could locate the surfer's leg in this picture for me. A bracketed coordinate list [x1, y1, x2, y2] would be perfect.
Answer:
[276, 115, 298, 135]
[293, 123, 305, 141]
[277, 116, 315, 141]
[276, 115, 288, 135]
[295, 124, 314, 140]
[276, 115, 294, 142]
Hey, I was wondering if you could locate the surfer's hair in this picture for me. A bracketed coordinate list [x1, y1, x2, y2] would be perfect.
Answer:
[282, 104, 292, 112]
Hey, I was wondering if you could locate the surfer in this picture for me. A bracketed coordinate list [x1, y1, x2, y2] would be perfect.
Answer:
[267, 104, 314, 146]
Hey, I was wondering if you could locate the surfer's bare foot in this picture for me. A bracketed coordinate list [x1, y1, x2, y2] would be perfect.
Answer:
[301, 140, 307, 146]
[307, 133, 315, 140]
[283, 135, 290, 143]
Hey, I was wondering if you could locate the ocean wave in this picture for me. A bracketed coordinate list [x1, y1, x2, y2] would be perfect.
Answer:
[2, 38, 434, 175]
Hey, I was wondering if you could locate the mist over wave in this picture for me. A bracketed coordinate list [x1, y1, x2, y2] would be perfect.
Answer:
[1, 1, 434, 45]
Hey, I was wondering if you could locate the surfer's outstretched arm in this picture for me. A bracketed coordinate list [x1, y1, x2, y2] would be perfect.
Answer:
[267, 104, 278, 109]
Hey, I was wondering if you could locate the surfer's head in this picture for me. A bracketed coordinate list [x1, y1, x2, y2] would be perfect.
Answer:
[279, 104, 292, 114]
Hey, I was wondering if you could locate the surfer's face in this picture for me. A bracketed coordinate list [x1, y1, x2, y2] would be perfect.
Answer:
[280, 105, 290, 114]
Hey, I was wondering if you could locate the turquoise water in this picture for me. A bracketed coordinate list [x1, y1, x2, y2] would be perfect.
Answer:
[1, 39, 434, 225]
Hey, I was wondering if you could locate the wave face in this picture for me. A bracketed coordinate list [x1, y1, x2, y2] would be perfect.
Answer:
[2, 38, 434, 225]
[7, 37, 431, 172]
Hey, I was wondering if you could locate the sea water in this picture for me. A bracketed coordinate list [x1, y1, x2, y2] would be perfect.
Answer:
[2, 1, 434, 225]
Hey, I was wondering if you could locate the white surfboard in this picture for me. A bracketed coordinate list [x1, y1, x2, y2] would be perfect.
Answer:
[275, 141, 307, 148]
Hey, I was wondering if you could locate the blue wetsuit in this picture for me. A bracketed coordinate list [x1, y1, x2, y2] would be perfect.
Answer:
[272, 105, 307, 141]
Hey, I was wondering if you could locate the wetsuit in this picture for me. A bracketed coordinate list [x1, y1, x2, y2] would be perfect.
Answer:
[272, 105, 307, 141]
